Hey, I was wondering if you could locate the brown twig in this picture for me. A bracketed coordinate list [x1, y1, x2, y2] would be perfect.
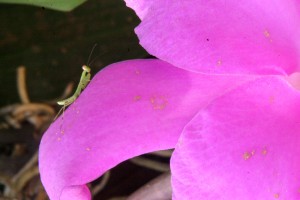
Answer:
[0, 66, 53, 199]
[12, 151, 38, 183]
[59, 82, 74, 101]
[130, 157, 170, 172]
[150, 149, 173, 157]
[107, 197, 127, 200]
[17, 66, 30, 104]
[0, 104, 19, 116]
[12, 103, 55, 130]
[14, 165, 39, 193]
[47, 82, 74, 104]
[13, 104, 55, 118]
[91, 171, 111, 196]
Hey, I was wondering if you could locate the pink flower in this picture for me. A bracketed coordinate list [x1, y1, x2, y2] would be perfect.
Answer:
[39, 1, 300, 199]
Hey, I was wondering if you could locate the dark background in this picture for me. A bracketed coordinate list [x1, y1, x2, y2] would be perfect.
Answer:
[0, 0, 148, 106]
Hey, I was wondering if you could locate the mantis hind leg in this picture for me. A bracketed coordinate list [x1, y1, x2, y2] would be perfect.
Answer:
[54, 96, 75, 122]
[53, 105, 66, 121]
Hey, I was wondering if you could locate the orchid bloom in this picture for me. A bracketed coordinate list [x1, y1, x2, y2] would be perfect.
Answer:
[39, 1, 300, 199]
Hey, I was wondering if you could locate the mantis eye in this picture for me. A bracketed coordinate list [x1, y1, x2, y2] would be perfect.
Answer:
[82, 65, 91, 73]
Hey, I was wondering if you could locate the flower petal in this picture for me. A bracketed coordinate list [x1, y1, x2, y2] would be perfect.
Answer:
[130, 0, 300, 75]
[124, 0, 150, 20]
[171, 76, 300, 199]
[39, 59, 252, 199]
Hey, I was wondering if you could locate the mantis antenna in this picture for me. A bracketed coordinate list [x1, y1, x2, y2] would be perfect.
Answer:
[87, 43, 98, 66]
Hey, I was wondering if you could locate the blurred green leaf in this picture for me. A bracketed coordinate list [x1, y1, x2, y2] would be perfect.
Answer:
[0, 0, 87, 11]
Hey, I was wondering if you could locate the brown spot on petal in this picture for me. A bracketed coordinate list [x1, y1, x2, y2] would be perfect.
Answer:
[243, 152, 252, 160]
[274, 193, 280, 198]
[134, 95, 141, 101]
[264, 30, 273, 42]
[269, 95, 275, 104]
[262, 147, 268, 156]
[150, 95, 168, 110]
[150, 97, 155, 104]
[264, 30, 270, 38]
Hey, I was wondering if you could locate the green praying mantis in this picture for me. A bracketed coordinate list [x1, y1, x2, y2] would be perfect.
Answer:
[53, 65, 91, 121]
[57, 65, 91, 107]
[53, 44, 98, 121]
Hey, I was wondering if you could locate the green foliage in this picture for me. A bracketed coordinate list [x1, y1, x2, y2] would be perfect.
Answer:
[0, 0, 87, 11]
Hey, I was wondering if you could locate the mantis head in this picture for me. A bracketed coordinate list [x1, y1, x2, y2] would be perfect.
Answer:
[82, 65, 91, 73]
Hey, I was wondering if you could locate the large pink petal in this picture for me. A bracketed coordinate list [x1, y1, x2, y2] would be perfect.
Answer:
[39, 59, 252, 200]
[171, 76, 300, 199]
[127, 0, 300, 75]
